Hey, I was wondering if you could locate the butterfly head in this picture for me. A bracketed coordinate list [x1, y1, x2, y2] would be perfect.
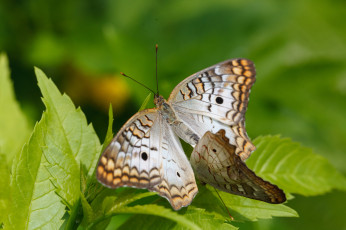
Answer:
[154, 94, 165, 107]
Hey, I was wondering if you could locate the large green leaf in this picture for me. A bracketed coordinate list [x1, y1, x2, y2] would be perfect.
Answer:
[118, 204, 238, 230]
[191, 185, 297, 222]
[6, 116, 66, 229]
[0, 53, 30, 165]
[246, 136, 346, 196]
[35, 67, 102, 210]
[103, 205, 201, 230]
[0, 154, 10, 225]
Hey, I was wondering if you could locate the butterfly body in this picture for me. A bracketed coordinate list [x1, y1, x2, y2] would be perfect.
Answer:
[97, 58, 257, 210]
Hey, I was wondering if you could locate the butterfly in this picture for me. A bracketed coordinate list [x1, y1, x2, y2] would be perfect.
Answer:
[191, 129, 286, 203]
[97, 58, 256, 210]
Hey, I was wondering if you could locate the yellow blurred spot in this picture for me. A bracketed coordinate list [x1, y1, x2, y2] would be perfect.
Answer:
[64, 69, 130, 113]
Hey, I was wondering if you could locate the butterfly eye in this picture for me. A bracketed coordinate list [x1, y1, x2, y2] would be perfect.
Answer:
[215, 97, 224, 104]
[177, 172, 181, 177]
[141, 152, 148, 161]
[212, 149, 217, 153]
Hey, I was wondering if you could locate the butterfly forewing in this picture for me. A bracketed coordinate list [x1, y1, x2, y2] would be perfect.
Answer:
[97, 109, 162, 189]
[230, 118, 256, 161]
[169, 58, 256, 126]
[97, 109, 198, 210]
[191, 130, 286, 204]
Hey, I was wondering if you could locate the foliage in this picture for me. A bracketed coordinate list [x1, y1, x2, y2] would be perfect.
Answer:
[0, 54, 30, 164]
[0, 59, 345, 229]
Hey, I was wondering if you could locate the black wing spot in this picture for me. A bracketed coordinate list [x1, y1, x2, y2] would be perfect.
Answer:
[141, 152, 148, 161]
[216, 97, 224, 104]
[177, 172, 181, 177]
[212, 149, 217, 153]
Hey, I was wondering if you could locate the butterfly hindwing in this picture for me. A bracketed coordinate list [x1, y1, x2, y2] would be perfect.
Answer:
[191, 130, 286, 204]
[150, 120, 198, 210]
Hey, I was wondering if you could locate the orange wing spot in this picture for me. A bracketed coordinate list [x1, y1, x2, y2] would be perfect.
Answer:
[106, 159, 115, 171]
[122, 165, 130, 175]
[237, 76, 246, 84]
[241, 85, 248, 93]
[113, 178, 121, 185]
[107, 173, 113, 183]
[114, 168, 122, 177]
[245, 78, 253, 85]
[240, 59, 250, 66]
[130, 168, 139, 177]
[101, 156, 107, 165]
[232, 60, 240, 66]
[130, 177, 139, 184]
[132, 127, 144, 138]
[97, 165, 104, 175]
[243, 70, 253, 77]
[139, 116, 153, 127]
[122, 175, 129, 182]
[193, 78, 201, 83]
[139, 179, 149, 186]
[241, 93, 246, 102]
[233, 84, 240, 91]
[233, 67, 243, 75]
[195, 83, 205, 94]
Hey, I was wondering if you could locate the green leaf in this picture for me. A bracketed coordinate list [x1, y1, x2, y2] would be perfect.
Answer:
[138, 93, 152, 112]
[0, 154, 10, 225]
[7, 116, 66, 229]
[103, 189, 157, 211]
[0, 53, 30, 165]
[117, 206, 238, 230]
[246, 136, 346, 196]
[180, 207, 238, 230]
[35, 67, 102, 209]
[81, 194, 95, 227]
[102, 104, 114, 152]
[192, 185, 297, 222]
[101, 205, 201, 230]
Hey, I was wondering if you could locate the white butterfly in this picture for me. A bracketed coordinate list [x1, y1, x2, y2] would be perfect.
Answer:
[97, 58, 256, 210]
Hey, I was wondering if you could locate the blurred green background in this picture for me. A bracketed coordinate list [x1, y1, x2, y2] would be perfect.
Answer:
[1, 0, 345, 229]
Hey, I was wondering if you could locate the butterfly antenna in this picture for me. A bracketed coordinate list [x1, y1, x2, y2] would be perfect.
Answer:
[214, 187, 234, 220]
[120, 72, 155, 95]
[155, 44, 159, 96]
